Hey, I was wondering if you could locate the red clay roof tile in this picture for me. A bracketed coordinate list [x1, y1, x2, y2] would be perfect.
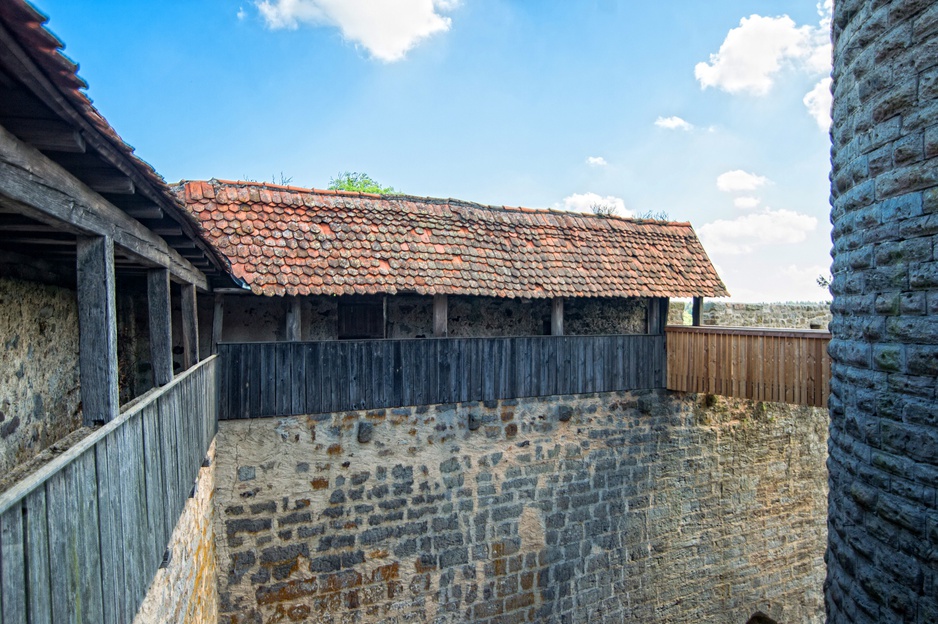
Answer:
[178, 180, 729, 299]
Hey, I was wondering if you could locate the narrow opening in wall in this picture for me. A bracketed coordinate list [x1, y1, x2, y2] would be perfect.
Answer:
[745, 612, 777, 624]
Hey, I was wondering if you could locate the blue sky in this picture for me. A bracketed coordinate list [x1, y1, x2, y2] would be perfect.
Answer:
[37, 0, 833, 302]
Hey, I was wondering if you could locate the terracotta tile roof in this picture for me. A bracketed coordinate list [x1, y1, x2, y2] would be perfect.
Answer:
[179, 179, 729, 299]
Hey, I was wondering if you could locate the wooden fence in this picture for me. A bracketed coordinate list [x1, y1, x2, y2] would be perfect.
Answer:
[218, 334, 666, 419]
[0, 356, 217, 624]
[665, 326, 831, 407]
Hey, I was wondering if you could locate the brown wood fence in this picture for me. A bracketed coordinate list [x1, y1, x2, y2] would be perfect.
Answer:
[665, 326, 831, 407]
[0, 356, 217, 624]
[218, 334, 666, 419]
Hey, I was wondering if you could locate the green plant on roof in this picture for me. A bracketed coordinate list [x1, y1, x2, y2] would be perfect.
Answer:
[328, 172, 396, 195]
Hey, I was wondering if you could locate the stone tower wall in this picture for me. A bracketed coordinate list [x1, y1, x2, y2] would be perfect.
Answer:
[827, 1, 938, 621]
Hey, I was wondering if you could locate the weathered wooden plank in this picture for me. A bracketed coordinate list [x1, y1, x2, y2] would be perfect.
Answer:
[275, 343, 291, 415]
[390, 340, 403, 408]
[97, 435, 126, 624]
[147, 269, 173, 386]
[23, 488, 52, 624]
[0, 125, 209, 289]
[181, 285, 199, 369]
[118, 417, 148, 611]
[304, 342, 321, 415]
[291, 343, 306, 415]
[44, 470, 70, 624]
[141, 404, 167, 568]
[75, 452, 104, 623]
[77, 235, 119, 425]
[334, 342, 350, 411]
[351, 342, 364, 410]
[212, 294, 225, 354]
[481, 339, 494, 402]
[433, 294, 448, 338]
[467, 339, 480, 403]
[320, 343, 334, 413]
[286, 297, 302, 342]
[551, 298, 564, 336]
[0, 503, 26, 624]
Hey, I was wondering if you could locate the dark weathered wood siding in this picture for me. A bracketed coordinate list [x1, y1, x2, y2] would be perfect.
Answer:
[218, 334, 666, 419]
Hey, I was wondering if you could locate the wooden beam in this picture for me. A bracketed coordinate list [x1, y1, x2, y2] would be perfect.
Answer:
[286, 297, 302, 342]
[76, 236, 119, 425]
[80, 170, 134, 195]
[551, 297, 564, 336]
[433, 294, 448, 338]
[646, 297, 668, 335]
[147, 269, 173, 386]
[0, 123, 208, 290]
[181, 284, 199, 369]
[692, 297, 703, 327]
[3, 117, 85, 153]
[212, 294, 224, 354]
[123, 204, 163, 221]
[0, 23, 222, 277]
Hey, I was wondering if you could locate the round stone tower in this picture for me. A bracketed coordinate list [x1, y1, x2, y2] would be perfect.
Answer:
[827, 0, 938, 622]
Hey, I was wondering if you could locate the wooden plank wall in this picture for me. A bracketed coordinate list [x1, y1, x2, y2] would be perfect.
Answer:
[0, 356, 218, 624]
[219, 335, 666, 419]
[665, 326, 831, 408]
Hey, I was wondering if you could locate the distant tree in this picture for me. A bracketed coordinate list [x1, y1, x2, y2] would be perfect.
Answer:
[328, 172, 396, 194]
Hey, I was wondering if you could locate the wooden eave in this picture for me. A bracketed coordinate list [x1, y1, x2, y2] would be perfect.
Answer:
[0, 6, 228, 289]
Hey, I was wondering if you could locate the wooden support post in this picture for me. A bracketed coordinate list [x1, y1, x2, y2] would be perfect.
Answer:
[147, 269, 173, 386]
[76, 236, 119, 425]
[692, 296, 703, 326]
[551, 298, 564, 336]
[286, 297, 302, 342]
[433, 294, 448, 338]
[212, 294, 225, 354]
[646, 297, 668, 335]
[180, 284, 199, 369]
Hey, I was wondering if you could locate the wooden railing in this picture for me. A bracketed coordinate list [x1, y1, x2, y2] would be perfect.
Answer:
[666, 326, 831, 407]
[0, 356, 218, 624]
[218, 334, 666, 419]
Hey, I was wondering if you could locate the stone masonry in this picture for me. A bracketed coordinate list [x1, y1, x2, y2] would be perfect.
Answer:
[0, 277, 81, 474]
[827, 0, 938, 622]
[667, 300, 832, 329]
[214, 391, 828, 624]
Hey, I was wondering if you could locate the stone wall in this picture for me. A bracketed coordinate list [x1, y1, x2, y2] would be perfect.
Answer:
[214, 391, 828, 624]
[827, 0, 938, 622]
[220, 294, 648, 342]
[701, 302, 831, 329]
[0, 277, 81, 474]
[135, 439, 219, 624]
[666, 300, 832, 329]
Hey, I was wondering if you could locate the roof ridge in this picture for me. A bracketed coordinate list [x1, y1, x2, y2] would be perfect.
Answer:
[179, 179, 693, 228]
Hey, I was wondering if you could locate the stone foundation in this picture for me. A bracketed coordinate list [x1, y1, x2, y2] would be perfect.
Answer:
[214, 391, 827, 623]
[135, 439, 219, 623]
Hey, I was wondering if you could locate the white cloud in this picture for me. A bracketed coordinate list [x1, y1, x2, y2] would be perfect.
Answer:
[694, 12, 831, 95]
[238, 6, 247, 20]
[803, 76, 832, 131]
[733, 196, 761, 209]
[654, 116, 693, 131]
[557, 192, 632, 217]
[255, 0, 457, 62]
[716, 170, 770, 193]
[586, 156, 608, 167]
[698, 208, 817, 255]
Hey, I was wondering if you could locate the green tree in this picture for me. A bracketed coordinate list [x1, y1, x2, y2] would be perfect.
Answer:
[328, 172, 396, 194]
